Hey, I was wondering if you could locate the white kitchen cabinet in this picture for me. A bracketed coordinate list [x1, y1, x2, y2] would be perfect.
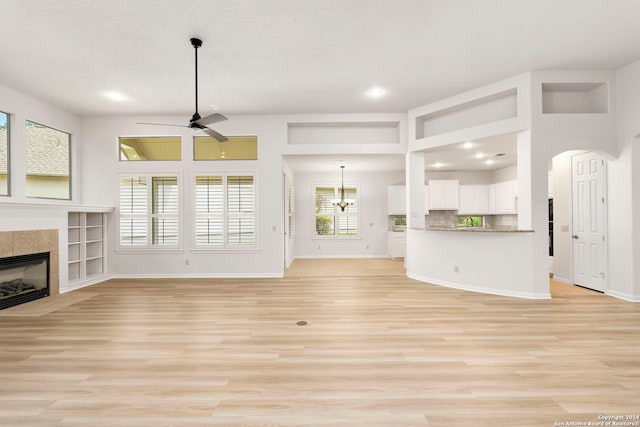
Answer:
[458, 185, 489, 214]
[489, 180, 518, 214]
[428, 179, 459, 210]
[387, 231, 406, 259]
[387, 185, 406, 215]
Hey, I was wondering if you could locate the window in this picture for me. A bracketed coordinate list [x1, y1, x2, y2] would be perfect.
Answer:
[119, 175, 180, 248]
[0, 111, 8, 196]
[315, 186, 358, 237]
[457, 215, 483, 228]
[194, 135, 257, 160]
[119, 136, 181, 161]
[25, 120, 70, 199]
[287, 179, 295, 240]
[194, 174, 256, 248]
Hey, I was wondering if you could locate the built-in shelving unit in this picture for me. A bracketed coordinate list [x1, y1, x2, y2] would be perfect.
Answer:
[67, 212, 105, 284]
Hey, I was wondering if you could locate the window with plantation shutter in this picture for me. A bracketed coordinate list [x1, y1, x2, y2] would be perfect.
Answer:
[195, 176, 224, 245]
[151, 177, 179, 245]
[314, 185, 358, 237]
[287, 180, 295, 240]
[118, 174, 180, 248]
[194, 173, 256, 249]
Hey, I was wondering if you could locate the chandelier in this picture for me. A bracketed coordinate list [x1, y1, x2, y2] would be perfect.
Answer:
[331, 165, 355, 211]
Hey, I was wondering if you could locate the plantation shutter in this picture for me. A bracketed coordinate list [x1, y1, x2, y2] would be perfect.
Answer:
[119, 176, 148, 245]
[227, 175, 255, 245]
[151, 177, 179, 245]
[195, 176, 224, 245]
[337, 187, 358, 236]
[315, 187, 335, 235]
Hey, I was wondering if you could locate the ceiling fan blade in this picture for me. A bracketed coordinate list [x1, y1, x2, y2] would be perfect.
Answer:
[194, 113, 228, 126]
[202, 127, 228, 142]
[136, 122, 189, 128]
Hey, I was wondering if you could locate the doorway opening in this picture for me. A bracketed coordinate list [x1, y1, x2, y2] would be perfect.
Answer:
[548, 150, 608, 295]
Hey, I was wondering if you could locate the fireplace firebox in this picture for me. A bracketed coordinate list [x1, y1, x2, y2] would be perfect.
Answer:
[0, 252, 50, 310]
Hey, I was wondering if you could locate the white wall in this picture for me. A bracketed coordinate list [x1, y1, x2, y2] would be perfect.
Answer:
[611, 58, 640, 301]
[0, 83, 84, 291]
[80, 113, 407, 278]
[406, 71, 620, 300]
[293, 170, 404, 258]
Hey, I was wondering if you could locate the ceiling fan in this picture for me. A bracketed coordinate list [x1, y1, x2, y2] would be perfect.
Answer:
[137, 37, 228, 142]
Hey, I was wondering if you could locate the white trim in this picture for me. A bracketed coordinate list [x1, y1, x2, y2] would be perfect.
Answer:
[605, 290, 640, 303]
[113, 273, 283, 279]
[62, 273, 114, 293]
[294, 255, 389, 259]
[407, 272, 552, 300]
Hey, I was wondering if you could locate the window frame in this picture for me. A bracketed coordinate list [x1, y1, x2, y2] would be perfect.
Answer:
[118, 136, 182, 161]
[192, 171, 258, 251]
[0, 111, 10, 197]
[313, 184, 360, 239]
[116, 172, 182, 252]
[24, 119, 72, 200]
[193, 135, 258, 161]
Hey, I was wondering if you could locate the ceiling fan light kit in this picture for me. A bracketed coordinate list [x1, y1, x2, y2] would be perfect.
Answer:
[136, 37, 228, 142]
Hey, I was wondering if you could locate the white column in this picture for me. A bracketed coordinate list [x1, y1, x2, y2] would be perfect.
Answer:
[406, 151, 425, 230]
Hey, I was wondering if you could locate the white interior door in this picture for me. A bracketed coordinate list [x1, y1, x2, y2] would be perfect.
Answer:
[572, 152, 606, 292]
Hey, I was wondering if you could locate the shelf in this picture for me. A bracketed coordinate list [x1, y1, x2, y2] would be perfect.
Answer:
[68, 211, 107, 284]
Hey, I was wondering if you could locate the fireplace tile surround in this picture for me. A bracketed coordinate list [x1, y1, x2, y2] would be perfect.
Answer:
[0, 230, 59, 296]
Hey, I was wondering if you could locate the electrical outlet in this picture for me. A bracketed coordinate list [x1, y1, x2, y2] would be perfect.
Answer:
[454, 265, 459, 273]
[185, 259, 190, 266]
[366, 244, 369, 250]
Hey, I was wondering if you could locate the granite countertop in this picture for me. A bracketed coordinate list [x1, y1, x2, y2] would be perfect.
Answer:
[425, 226, 534, 233]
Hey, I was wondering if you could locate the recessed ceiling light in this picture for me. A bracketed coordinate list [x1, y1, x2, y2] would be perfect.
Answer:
[463, 141, 473, 149]
[103, 91, 129, 102]
[365, 87, 387, 99]
[485, 159, 495, 165]
[475, 152, 484, 159]
[433, 162, 444, 168]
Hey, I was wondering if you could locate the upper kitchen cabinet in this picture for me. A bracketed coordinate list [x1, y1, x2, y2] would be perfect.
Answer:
[489, 180, 518, 214]
[428, 180, 459, 210]
[458, 185, 489, 214]
[387, 185, 406, 215]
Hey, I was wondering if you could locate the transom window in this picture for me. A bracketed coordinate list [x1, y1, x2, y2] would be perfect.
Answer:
[194, 174, 256, 248]
[25, 120, 71, 200]
[0, 112, 8, 196]
[119, 136, 181, 161]
[314, 185, 358, 237]
[194, 135, 257, 160]
[119, 175, 180, 248]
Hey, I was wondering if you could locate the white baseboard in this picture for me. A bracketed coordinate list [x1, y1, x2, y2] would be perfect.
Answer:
[407, 272, 551, 300]
[293, 255, 388, 260]
[112, 272, 284, 279]
[606, 289, 640, 303]
[61, 273, 114, 293]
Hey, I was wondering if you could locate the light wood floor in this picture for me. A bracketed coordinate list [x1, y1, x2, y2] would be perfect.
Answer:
[0, 272, 638, 426]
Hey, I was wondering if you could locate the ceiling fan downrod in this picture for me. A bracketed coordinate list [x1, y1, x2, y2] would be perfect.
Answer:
[190, 37, 202, 123]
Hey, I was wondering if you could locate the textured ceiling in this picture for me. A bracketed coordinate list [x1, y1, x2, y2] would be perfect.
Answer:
[0, 0, 639, 117]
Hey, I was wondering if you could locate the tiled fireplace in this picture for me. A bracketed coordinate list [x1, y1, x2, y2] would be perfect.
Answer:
[0, 230, 59, 310]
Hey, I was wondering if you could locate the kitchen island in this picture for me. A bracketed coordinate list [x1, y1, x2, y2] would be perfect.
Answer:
[406, 228, 549, 299]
